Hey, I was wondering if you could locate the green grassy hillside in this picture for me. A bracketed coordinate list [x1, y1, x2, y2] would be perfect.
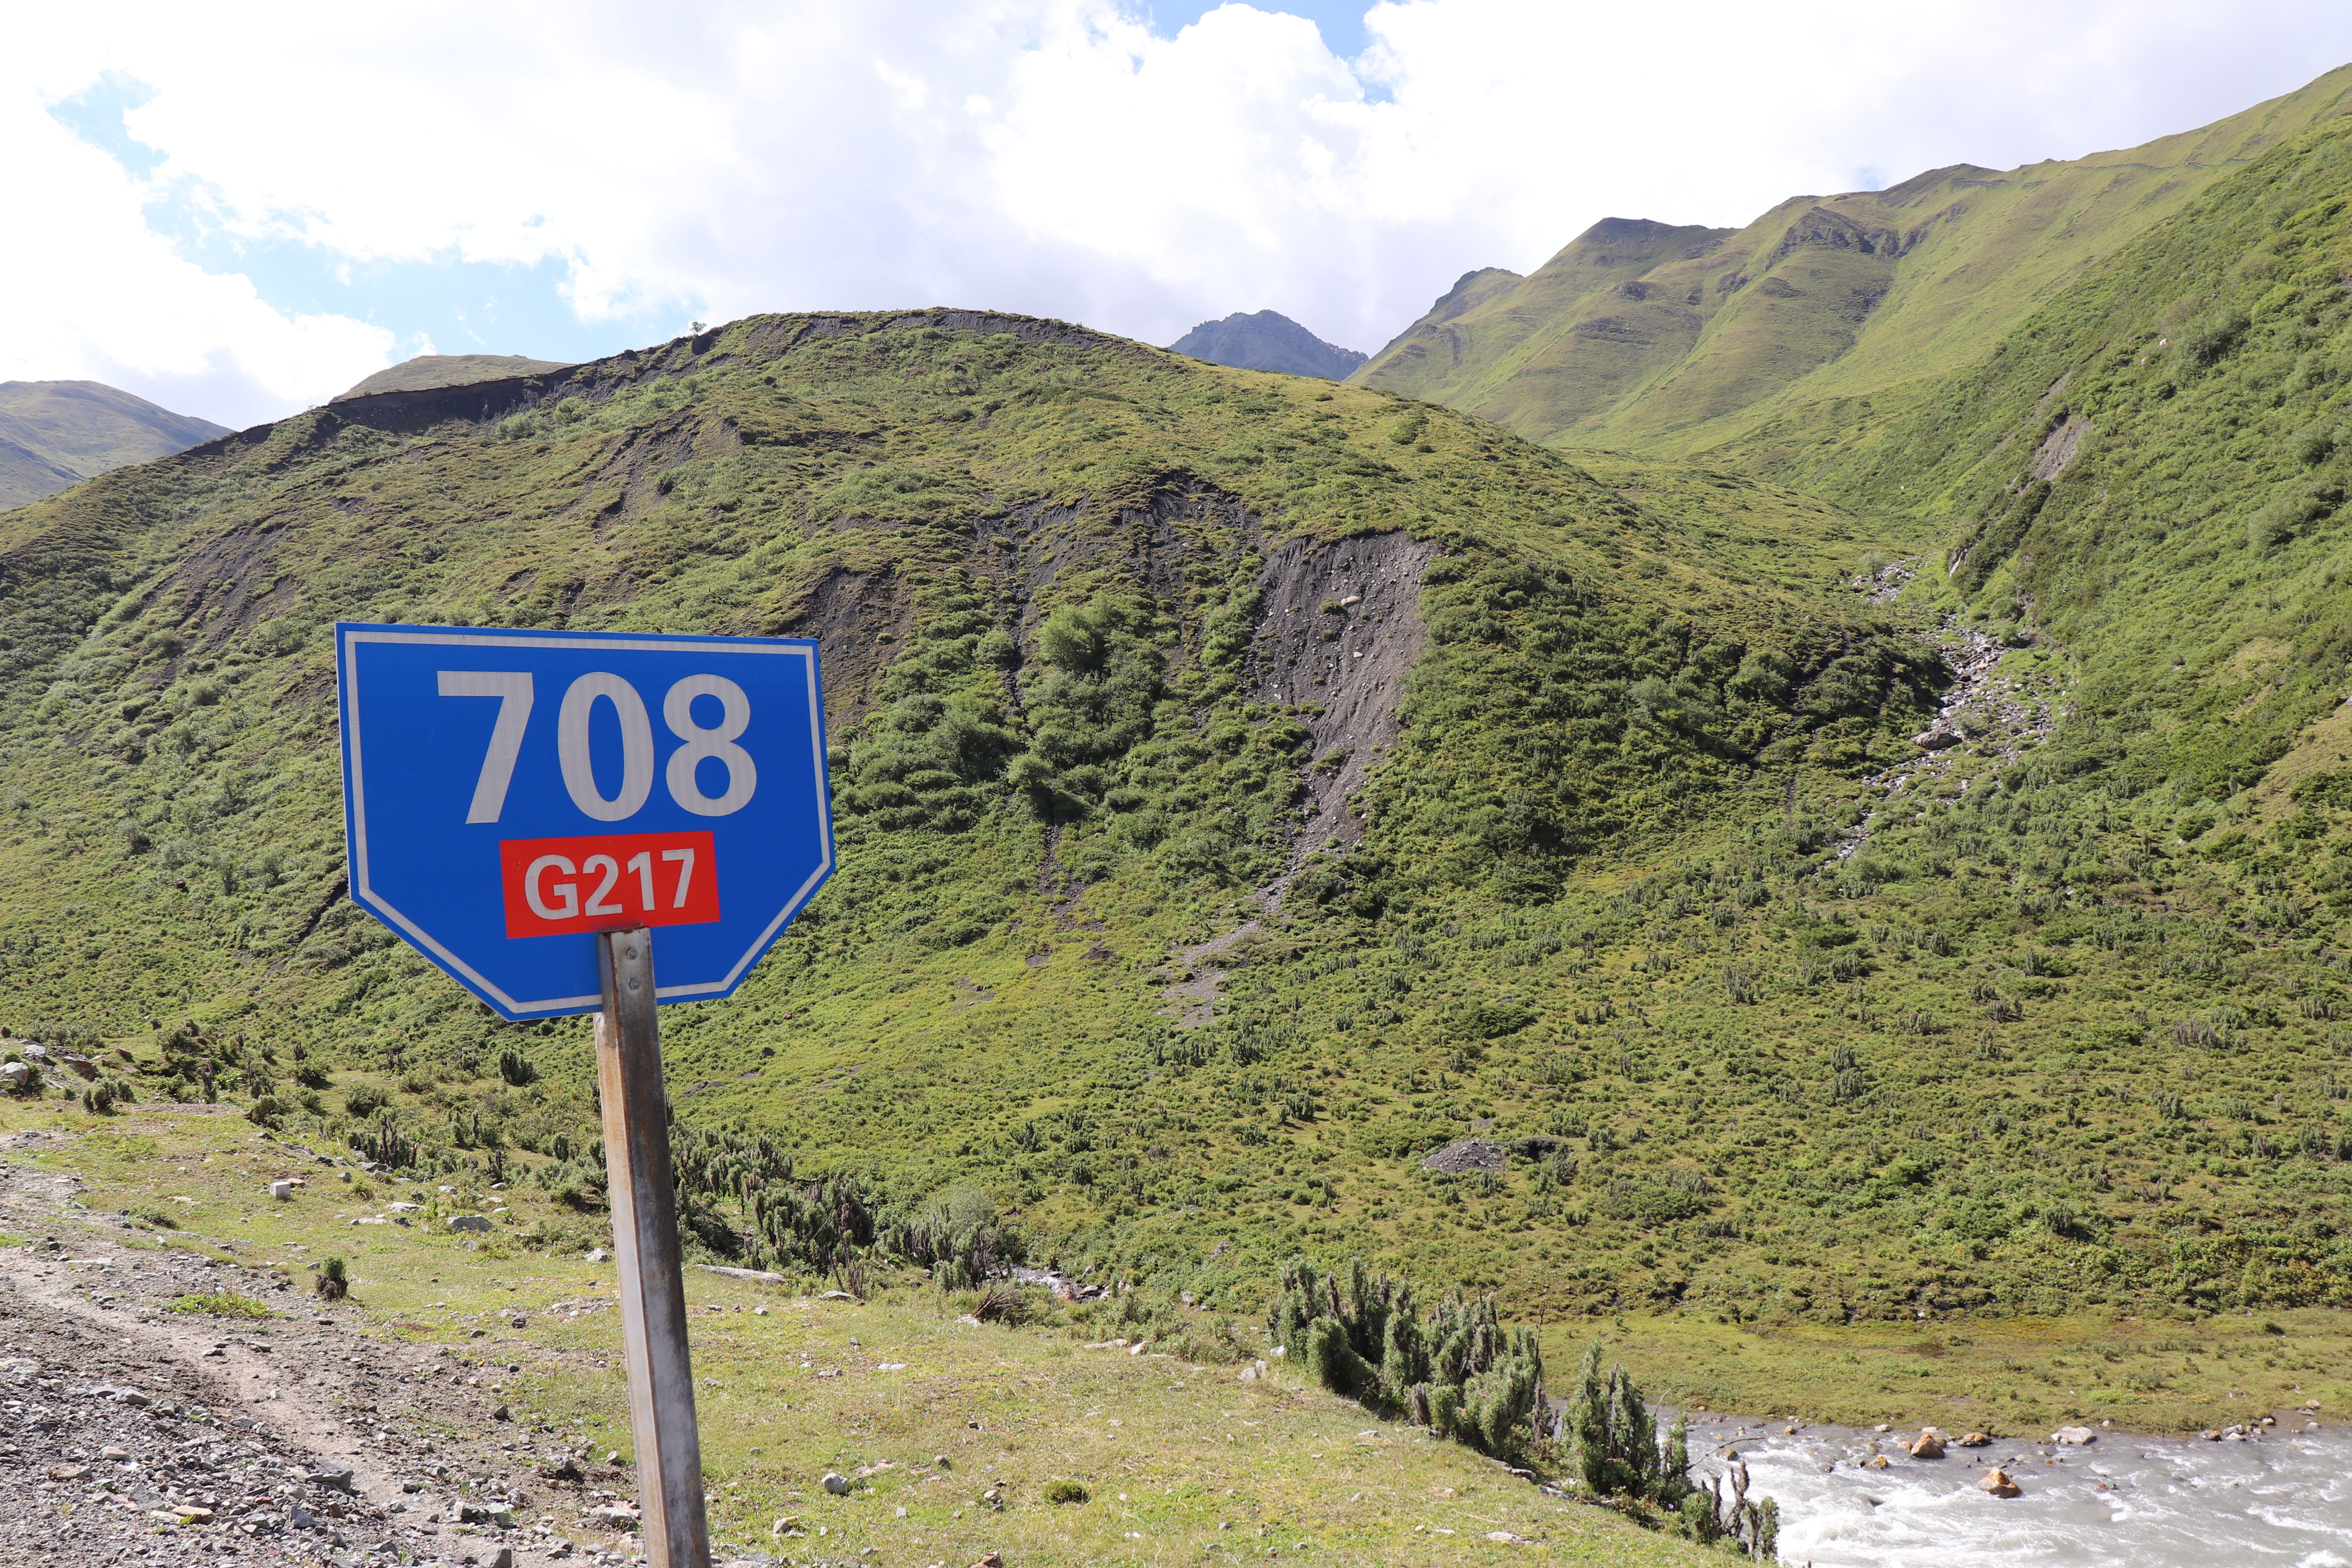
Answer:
[1355, 65, 2352, 460]
[0, 379, 231, 510]
[8, 253, 2352, 1440]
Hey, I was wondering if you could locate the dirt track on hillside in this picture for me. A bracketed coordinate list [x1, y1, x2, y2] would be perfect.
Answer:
[0, 1137, 650, 1568]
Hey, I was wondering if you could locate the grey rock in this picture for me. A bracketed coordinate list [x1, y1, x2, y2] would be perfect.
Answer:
[448, 1214, 492, 1234]
[822, 1471, 851, 1495]
[695, 1264, 788, 1285]
[1421, 1138, 1507, 1174]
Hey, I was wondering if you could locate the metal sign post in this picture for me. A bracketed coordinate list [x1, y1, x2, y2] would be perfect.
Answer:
[332, 622, 834, 1568]
[595, 927, 708, 1567]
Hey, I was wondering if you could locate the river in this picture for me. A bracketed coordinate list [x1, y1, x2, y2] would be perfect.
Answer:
[1679, 1410, 2352, 1566]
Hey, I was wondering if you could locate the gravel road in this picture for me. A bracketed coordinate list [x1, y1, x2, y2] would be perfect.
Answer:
[0, 1134, 647, 1568]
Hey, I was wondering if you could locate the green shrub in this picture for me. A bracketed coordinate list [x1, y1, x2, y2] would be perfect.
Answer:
[1271, 1256, 1545, 1462]
[1042, 1479, 1088, 1504]
[168, 1290, 272, 1319]
[496, 1049, 539, 1087]
[2183, 309, 2250, 366]
[314, 1256, 350, 1301]
[344, 1085, 390, 1118]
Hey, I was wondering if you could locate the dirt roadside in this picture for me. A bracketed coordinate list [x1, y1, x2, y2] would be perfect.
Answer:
[0, 1134, 657, 1568]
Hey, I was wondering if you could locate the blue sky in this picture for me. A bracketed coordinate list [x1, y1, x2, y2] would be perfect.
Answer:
[1149, 0, 1371, 58]
[48, 73, 673, 377]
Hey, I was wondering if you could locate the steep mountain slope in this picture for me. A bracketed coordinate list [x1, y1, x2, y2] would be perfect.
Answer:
[0, 379, 231, 509]
[10, 272, 2352, 1387]
[1356, 64, 2352, 459]
[1764, 108, 2352, 818]
[1170, 310, 1367, 379]
[333, 352, 573, 401]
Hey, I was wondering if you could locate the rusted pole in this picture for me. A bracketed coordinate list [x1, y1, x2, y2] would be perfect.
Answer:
[595, 926, 710, 1568]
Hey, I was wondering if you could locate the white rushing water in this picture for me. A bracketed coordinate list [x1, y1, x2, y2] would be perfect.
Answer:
[1677, 1410, 2352, 1568]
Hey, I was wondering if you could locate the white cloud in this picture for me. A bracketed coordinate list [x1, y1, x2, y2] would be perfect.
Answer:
[11, 0, 2352, 427]
[1, 77, 394, 428]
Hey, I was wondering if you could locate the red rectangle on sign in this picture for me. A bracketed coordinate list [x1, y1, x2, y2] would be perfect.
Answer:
[499, 831, 721, 938]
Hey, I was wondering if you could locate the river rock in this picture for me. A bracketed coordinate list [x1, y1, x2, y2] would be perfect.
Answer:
[1978, 1466, 2022, 1497]
[1958, 1432, 1992, 1447]
[1909, 1430, 1946, 1459]
[2049, 1425, 2097, 1445]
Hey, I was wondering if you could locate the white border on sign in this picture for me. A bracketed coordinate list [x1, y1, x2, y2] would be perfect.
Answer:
[341, 627, 832, 1016]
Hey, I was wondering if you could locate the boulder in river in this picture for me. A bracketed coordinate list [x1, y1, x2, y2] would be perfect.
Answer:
[1978, 1466, 2022, 1497]
[2049, 1425, 2097, 1445]
[1957, 1432, 1992, 1447]
[1909, 1430, 1946, 1459]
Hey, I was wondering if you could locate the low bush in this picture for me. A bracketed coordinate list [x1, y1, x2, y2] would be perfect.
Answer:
[167, 1291, 272, 1319]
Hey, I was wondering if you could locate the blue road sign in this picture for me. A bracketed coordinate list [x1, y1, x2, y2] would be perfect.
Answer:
[335, 622, 832, 1020]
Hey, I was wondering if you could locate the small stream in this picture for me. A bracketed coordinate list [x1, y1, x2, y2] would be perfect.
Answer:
[1678, 1410, 2352, 1567]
